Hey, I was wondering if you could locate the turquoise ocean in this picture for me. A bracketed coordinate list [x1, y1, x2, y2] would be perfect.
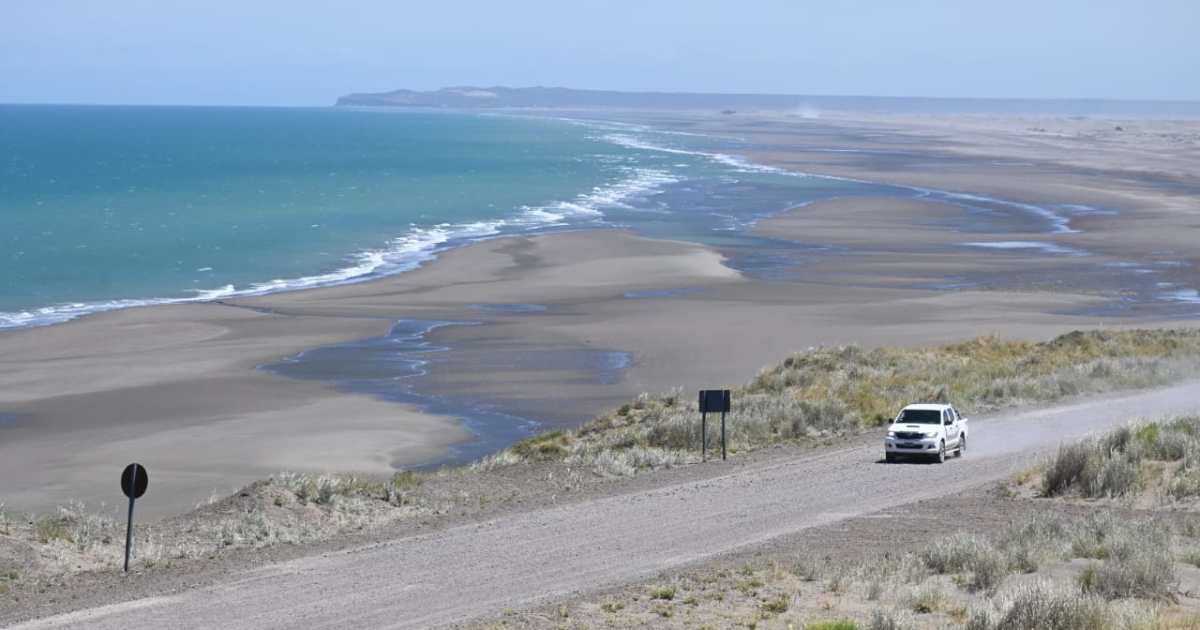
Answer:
[3, 105, 1127, 329]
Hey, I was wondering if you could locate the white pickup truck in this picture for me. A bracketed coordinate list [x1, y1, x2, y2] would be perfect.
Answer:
[884, 403, 968, 463]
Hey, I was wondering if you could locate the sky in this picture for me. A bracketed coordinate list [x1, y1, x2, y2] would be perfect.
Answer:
[2, 0, 1198, 106]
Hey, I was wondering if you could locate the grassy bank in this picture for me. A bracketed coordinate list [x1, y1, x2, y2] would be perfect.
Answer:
[480, 328, 1200, 475]
[3, 329, 1200, 590]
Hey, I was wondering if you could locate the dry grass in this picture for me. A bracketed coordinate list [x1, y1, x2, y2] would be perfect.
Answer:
[479, 506, 1189, 629]
[0, 471, 429, 582]
[1039, 416, 1200, 502]
[485, 329, 1200, 477]
[5, 328, 1200, 588]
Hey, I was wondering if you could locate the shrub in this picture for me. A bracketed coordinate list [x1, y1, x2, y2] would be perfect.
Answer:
[1169, 469, 1200, 499]
[791, 555, 822, 581]
[922, 533, 992, 574]
[390, 470, 423, 490]
[1079, 545, 1176, 599]
[1036, 418, 1200, 499]
[34, 516, 71, 544]
[599, 600, 624, 613]
[965, 610, 992, 630]
[1090, 454, 1139, 497]
[761, 594, 789, 613]
[316, 477, 337, 505]
[997, 513, 1071, 572]
[56, 501, 115, 551]
[968, 548, 1008, 593]
[1101, 425, 1132, 454]
[1168, 415, 1200, 437]
[650, 585, 676, 600]
[826, 573, 850, 594]
[510, 431, 573, 460]
[1154, 430, 1191, 461]
[807, 622, 859, 630]
[1134, 423, 1161, 453]
[866, 610, 906, 630]
[995, 582, 1109, 630]
[908, 583, 945, 614]
[1042, 442, 1095, 497]
[919, 532, 1008, 592]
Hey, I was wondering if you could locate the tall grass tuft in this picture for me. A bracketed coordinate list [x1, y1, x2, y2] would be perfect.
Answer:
[1041, 416, 1200, 501]
[993, 582, 1110, 630]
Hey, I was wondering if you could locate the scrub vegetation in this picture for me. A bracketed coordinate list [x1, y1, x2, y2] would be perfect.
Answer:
[482, 427, 1200, 628]
[3, 329, 1200, 599]
[479, 329, 1200, 476]
[1034, 416, 1200, 502]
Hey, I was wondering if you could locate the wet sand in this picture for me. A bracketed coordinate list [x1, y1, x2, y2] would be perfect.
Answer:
[4, 112, 1200, 518]
[0, 228, 1129, 517]
[0, 232, 742, 516]
[0, 303, 468, 517]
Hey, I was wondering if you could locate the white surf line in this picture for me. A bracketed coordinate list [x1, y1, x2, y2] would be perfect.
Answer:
[915, 188, 1079, 234]
[594, 127, 1085, 237]
[963, 241, 1089, 256]
[0, 155, 679, 331]
[1164, 288, 1200, 304]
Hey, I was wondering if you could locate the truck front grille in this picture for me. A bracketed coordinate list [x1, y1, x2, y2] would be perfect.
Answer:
[895, 431, 925, 440]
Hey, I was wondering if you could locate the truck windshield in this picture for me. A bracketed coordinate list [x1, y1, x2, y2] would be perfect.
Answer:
[896, 409, 942, 424]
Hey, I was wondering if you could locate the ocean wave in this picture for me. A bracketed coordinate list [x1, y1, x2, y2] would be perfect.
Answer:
[964, 241, 1087, 256]
[514, 167, 677, 225]
[598, 126, 1087, 237]
[922, 189, 1079, 234]
[600, 133, 798, 176]
[0, 166, 677, 330]
[0, 222, 501, 330]
[1164, 288, 1200, 304]
[0, 298, 184, 330]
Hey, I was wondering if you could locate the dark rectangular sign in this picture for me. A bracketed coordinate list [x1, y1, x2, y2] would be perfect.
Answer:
[698, 389, 731, 413]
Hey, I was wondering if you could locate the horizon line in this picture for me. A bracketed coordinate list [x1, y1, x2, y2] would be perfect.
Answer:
[5, 85, 1200, 109]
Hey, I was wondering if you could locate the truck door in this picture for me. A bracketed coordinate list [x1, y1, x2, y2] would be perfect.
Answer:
[943, 409, 959, 445]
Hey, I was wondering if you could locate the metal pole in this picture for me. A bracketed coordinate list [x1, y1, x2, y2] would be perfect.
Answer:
[124, 468, 136, 573]
[721, 411, 727, 461]
[701, 411, 707, 462]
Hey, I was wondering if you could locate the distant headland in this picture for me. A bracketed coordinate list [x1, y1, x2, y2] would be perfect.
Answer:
[334, 85, 1200, 116]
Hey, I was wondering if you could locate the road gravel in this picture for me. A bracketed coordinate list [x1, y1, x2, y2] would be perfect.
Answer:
[9, 382, 1200, 629]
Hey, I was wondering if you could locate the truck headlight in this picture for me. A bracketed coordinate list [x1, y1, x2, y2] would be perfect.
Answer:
[887, 431, 896, 437]
[923, 431, 938, 438]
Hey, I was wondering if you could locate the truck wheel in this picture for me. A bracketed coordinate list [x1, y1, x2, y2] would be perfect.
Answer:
[936, 441, 946, 464]
[957, 436, 966, 457]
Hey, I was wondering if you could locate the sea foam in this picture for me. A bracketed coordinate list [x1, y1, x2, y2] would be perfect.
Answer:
[0, 164, 678, 330]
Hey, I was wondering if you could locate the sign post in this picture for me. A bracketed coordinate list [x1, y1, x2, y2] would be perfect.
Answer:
[721, 405, 728, 461]
[698, 390, 732, 461]
[120, 463, 149, 573]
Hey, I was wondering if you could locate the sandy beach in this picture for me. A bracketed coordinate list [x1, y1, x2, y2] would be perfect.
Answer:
[3, 110, 1200, 518]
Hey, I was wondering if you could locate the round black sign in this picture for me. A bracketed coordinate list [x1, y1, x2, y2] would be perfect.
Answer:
[121, 463, 149, 499]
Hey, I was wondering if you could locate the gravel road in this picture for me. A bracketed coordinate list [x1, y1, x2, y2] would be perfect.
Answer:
[10, 382, 1200, 630]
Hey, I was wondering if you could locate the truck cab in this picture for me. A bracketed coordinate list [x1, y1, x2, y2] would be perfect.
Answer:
[883, 403, 968, 463]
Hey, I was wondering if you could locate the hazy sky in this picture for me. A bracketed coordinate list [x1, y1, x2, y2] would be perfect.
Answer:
[3, 1, 1197, 106]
